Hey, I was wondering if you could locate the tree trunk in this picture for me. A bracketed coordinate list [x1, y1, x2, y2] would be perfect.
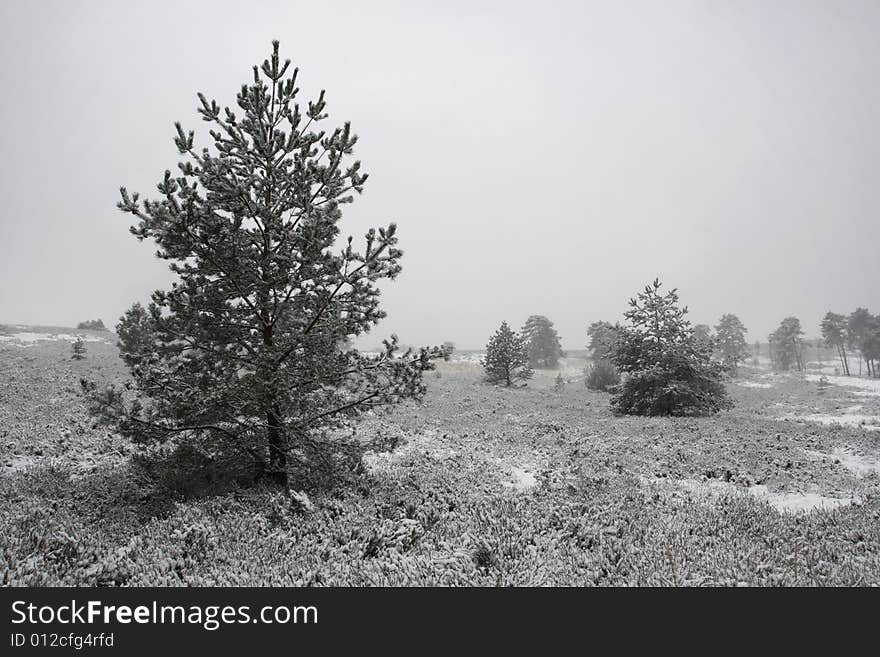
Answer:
[266, 406, 288, 487]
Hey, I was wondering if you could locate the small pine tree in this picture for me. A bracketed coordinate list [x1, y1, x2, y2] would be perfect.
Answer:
[715, 313, 749, 376]
[482, 321, 532, 386]
[521, 315, 563, 368]
[610, 279, 731, 416]
[554, 372, 565, 391]
[71, 337, 87, 360]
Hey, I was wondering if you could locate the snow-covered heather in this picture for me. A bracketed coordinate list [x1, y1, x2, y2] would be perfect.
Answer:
[451, 352, 485, 365]
[0, 332, 108, 344]
[788, 413, 880, 432]
[737, 381, 773, 389]
[806, 448, 880, 478]
[641, 476, 859, 513]
[747, 486, 858, 513]
[806, 374, 880, 396]
[361, 430, 453, 475]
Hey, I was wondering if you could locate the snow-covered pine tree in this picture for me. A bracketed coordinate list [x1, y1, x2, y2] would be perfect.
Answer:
[520, 315, 563, 368]
[714, 313, 748, 376]
[610, 279, 731, 416]
[82, 41, 446, 487]
[769, 317, 804, 372]
[482, 321, 532, 386]
[71, 337, 87, 360]
[586, 321, 620, 361]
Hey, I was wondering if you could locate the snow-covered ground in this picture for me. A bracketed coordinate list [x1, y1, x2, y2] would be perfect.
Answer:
[504, 465, 538, 492]
[806, 448, 880, 478]
[747, 485, 858, 513]
[737, 381, 773, 389]
[787, 413, 880, 432]
[451, 352, 485, 365]
[806, 374, 880, 396]
[641, 475, 859, 513]
[0, 332, 109, 344]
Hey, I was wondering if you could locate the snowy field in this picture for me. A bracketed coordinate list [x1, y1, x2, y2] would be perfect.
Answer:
[3, 332, 880, 585]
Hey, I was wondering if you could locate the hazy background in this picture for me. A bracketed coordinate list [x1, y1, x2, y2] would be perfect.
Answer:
[1, 0, 877, 349]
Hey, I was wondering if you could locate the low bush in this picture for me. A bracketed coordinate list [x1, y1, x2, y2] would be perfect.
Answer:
[585, 359, 620, 392]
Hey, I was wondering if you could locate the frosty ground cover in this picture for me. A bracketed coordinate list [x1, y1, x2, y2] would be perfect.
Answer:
[2, 338, 880, 585]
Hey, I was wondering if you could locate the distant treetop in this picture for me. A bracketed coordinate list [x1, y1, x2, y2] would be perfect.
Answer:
[77, 319, 107, 331]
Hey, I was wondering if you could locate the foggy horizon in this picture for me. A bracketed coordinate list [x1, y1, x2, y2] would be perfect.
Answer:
[1, 0, 878, 350]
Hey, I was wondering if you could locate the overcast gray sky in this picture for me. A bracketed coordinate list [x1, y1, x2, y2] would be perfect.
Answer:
[1, 0, 877, 349]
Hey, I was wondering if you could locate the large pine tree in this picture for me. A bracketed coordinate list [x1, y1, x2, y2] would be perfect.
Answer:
[482, 321, 532, 386]
[610, 279, 731, 416]
[84, 42, 445, 486]
[521, 315, 563, 368]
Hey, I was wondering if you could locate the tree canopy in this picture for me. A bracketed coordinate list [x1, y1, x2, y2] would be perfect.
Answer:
[521, 315, 563, 369]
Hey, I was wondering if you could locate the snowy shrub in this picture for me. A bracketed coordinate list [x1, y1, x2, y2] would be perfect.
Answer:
[585, 360, 620, 392]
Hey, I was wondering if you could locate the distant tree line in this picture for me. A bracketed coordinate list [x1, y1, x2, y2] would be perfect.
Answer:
[820, 308, 879, 377]
[483, 280, 737, 416]
[77, 319, 107, 331]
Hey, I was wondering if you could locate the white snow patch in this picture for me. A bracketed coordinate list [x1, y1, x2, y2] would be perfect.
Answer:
[747, 485, 857, 513]
[640, 476, 859, 513]
[0, 332, 107, 344]
[1, 454, 38, 474]
[361, 430, 455, 476]
[504, 466, 538, 492]
[807, 448, 880, 477]
[806, 374, 880, 395]
[788, 413, 880, 432]
[737, 381, 773, 389]
[450, 352, 486, 365]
